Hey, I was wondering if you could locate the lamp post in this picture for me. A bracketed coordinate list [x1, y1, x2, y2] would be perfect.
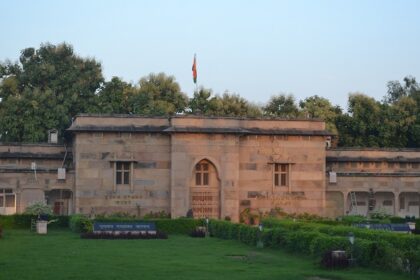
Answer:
[348, 232, 355, 266]
[205, 217, 209, 237]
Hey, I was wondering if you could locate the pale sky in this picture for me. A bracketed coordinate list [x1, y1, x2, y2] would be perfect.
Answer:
[1, 0, 419, 110]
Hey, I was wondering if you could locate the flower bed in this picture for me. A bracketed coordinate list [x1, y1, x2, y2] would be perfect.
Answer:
[80, 231, 168, 239]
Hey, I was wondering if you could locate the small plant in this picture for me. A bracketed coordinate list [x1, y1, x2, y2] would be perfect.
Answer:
[143, 211, 170, 219]
[69, 215, 93, 233]
[240, 208, 259, 225]
[106, 212, 137, 219]
[24, 202, 53, 216]
[369, 208, 392, 220]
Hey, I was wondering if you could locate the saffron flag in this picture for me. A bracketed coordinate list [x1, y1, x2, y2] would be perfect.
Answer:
[192, 54, 197, 84]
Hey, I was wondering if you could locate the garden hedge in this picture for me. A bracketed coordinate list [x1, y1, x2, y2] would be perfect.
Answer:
[263, 218, 420, 251]
[208, 219, 420, 275]
[0, 214, 69, 229]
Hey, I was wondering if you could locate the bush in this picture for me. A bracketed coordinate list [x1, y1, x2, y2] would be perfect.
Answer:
[389, 216, 406, 224]
[310, 235, 349, 257]
[48, 216, 70, 228]
[69, 215, 93, 233]
[0, 224, 2, 238]
[24, 202, 53, 215]
[143, 211, 171, 219]
[285, 230, 322, 254]
[0, 214, 70, 229]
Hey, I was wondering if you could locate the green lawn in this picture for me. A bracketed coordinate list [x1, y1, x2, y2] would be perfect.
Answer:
[0, 229, 415, 280]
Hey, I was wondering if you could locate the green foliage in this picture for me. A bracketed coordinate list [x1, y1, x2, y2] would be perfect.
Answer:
[309, 235, 349, 256]
[259, 218, 420, 272]
[96, 77, 134, 114]
[299, 95, 342, 134]
[69, 214, 93, 233]
[0, 214, 69, 229]
[24, 201, 53, 215]
[336, 76, 420, 147]
[142, 211, 171, 219]
[0, 42, 104, 142]
[337, 215, 366, 224]
[128, 73, 189, 115]
[263, 94, 300, 118]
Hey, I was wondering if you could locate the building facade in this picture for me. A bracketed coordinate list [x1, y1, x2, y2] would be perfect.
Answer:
[0, 115, 419, 221]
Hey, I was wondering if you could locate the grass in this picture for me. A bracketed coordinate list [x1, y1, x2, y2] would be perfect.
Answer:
[0, 229, 416, 280]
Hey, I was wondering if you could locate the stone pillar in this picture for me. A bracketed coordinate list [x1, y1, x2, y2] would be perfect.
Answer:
[394, 192, 399, 217]
[343, 191, 348, 216]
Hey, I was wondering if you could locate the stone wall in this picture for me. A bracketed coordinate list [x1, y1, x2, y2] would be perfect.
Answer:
[73, 131, 171, 216]
[0, 143, 74, 214]
[71, 115, 329, 220]
[325, 148, 420, 217]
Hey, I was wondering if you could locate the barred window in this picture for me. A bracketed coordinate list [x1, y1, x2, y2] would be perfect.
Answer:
[116, 162, 131, 185]
[195, 162, 209, 186]
[274, 164, 288, 187]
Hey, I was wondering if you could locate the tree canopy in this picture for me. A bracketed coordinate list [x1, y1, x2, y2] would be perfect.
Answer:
[0, 42, 419, 148]
[0, 43, 103, 142]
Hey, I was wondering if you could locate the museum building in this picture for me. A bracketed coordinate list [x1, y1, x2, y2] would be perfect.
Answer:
[0, 114, 419, 222]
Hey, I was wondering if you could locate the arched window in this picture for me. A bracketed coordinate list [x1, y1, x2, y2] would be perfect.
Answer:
[195, 161, 209, 186]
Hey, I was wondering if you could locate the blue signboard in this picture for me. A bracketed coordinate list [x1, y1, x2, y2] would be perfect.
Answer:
[353, 223, 410, 233]
[93, 222, 156, 232]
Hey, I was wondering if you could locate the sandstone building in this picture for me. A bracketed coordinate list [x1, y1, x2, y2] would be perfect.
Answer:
[0, 115, 419, 221]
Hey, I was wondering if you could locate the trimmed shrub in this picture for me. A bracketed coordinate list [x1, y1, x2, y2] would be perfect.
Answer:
[0, 224, 2, 238]
[69, 215, 93, 233]
[262, 218, 420, 252]
[404, 249, 420, 274]
[262, 227, 288, 248]
[310, 235, 349, 257]
[0, 214, 70, 229]
[48, 216, 70, 228]
[285, 230, 322, 254]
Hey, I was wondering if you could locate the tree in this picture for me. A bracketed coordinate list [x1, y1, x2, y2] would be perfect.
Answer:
[385, 75, 420, 104]
[96, 77, 134, 114]
[263, 94, 300, 118]
[189, 87, 213, 115]
[336, 93, 382, 147]
[383, 76, 420, 147]
[205, 92, 262, 117]
[128, 73, 188, 115]
[299, 95, 342, 134]
[0, 42, 103, 142]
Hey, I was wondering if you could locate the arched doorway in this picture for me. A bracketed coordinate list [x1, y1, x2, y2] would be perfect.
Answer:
[190, 159, 220, 219]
